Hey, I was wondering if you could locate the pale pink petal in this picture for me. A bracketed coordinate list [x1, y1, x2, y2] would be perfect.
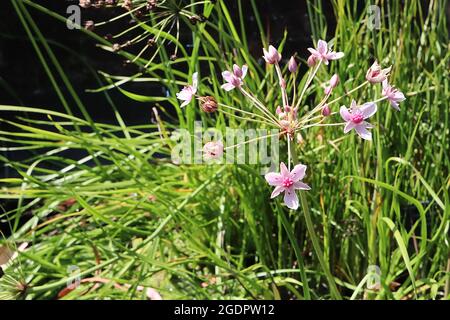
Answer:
[283, 187, 299, 210]
[344, 121, 356, 133]
[307, 48, 320, 57]
[176, 87, 192, 101]
[265, 172, 283, 186]
[354, 124, 372, 140]
[222, 71, 232, 82]
[180, 99, 191, 108]
[241, 65, 248, 79]
[390, 101, 400, 111]
[382, 79, 389, 90]
[146, 288, 163, 300]
[290, 164, 307, 182]
[317, 40, 328, 55]
[269, 45, 280, 60]
[192, 72, 198, 91]
[327, 51, 344, 60]
[280, 162, 290, 178]
[233, 64, 242, 78]
[340, 106, 352, 122]
[271, 186, 284, 198]
[360, 102, 377, 119]
[294, 181, 311, 190]
[394, 91, 406, 101]
[221, 83, 235, 91]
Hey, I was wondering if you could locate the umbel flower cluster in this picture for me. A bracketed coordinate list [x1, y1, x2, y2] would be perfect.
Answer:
[176, 39, 405, 210]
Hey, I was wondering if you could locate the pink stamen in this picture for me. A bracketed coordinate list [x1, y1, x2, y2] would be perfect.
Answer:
[230, 76, 241, 87]
[282, 177, 294, 188]
[351, 114, 364, 124]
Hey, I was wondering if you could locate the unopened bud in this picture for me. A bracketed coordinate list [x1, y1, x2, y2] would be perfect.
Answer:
[288, 56, 298, 73]
[322, 104, 331, 116]
[307, 55, 317, 67]
[330, 74, 339, 88]
[200, 96, 218, 113]
[276, 106, 283, 115]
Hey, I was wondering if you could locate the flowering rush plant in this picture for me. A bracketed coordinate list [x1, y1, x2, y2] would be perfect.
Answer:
[176, 39, 405, 210]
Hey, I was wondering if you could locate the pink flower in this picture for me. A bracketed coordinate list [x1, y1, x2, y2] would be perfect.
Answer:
[221, 64, 248, 91]
[288, 56, 298, 73]
[203, 141, 224, 161]
[263, 45, 282, 65]
[340, 100, 377, 141]
[382, 80, 405, 111]
[265, 162, 311, 210]
[365, 61, 391, 84]
[176, 72, 198, 108]
[307, 39, 344, 65]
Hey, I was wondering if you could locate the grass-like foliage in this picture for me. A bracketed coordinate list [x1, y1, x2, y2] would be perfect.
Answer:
[0, 0, 449, 300]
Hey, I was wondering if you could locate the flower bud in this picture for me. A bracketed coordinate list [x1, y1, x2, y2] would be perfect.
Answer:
[330, 74, 339, 88]
[276, 106, 283, 115]
[307, 54, 317, 67]
[322, 104, 331, 116]
[288, 56, 298, 73]
[200, 96, 218, 113]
